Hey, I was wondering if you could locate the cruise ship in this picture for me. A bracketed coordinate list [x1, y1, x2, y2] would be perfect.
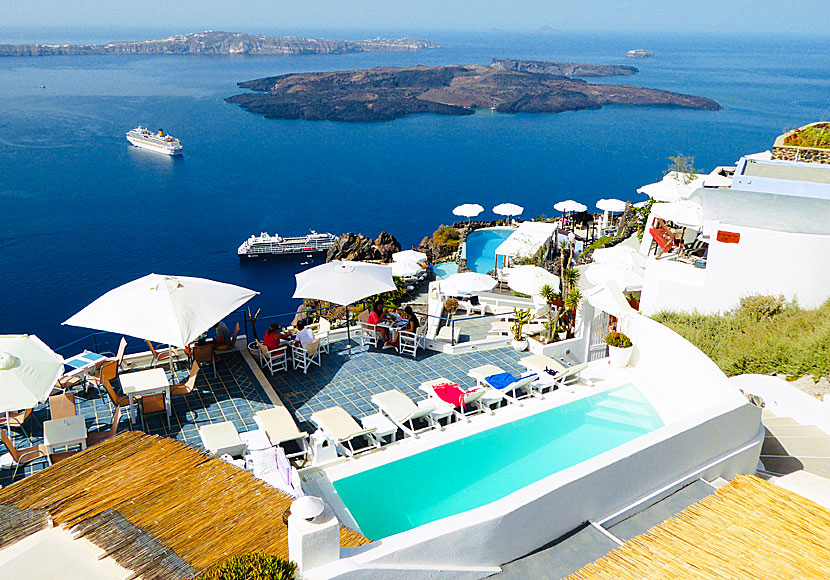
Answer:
[126, 126, 183, 155]
[238, 230, 338, 260]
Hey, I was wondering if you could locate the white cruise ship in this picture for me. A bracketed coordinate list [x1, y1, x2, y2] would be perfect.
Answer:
[126, 126, 183, 155]
[238, 230, 338, 260]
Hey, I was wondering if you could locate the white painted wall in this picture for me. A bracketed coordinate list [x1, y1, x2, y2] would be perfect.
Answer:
[640, 223, 830, 315]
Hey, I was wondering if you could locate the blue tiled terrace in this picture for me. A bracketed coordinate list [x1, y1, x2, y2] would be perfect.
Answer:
[266, 338, 528, 433]
[0, 351, 271, 486]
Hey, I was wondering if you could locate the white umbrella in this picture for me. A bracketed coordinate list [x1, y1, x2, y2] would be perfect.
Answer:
[585, 263, 645, 291]
[651, 200, 704, 229]
[554, 200, 588, 213]
[443, 272, 498, 294]
[492, 203, 524, 219]
[637, 172, 700, 203]
[633, 201, 649, 208]
[390, 261, 422, 278]
[591, 245, 648, 269]
[293, 261, 397, 354]
[452, 203, 484, 222]
[64, 274, 259, 349]
[507, 265, 560, 296]
[392, 249, 427, 263]
[595, 198, 627, 213]
[0, 334, 64, 435]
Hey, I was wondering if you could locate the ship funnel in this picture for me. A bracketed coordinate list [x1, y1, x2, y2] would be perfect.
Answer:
[158, 129, 163, 136]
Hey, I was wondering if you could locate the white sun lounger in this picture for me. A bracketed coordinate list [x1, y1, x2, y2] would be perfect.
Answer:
[370, 390, 435, 438]
[310, 406, 379, 458]
[467, 364, 536, 407]
[254, 407, 309, 460]
[520, 355, 589, 395]
[419, 378, 487, 422]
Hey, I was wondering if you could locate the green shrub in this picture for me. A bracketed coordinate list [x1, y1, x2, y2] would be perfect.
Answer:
[605, 331, 632, 348]
[432, 225, 461, 252]
[784, 125, 830, 149]
[586, 236, 613, 253]
[652, 297, 830, 381]
[201, 554, 296, 580]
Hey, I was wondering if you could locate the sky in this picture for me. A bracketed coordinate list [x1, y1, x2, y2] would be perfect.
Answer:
[1, 0, 829, 35]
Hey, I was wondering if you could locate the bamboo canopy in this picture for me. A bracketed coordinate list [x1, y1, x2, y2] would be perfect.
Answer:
[0, 432, 369, 579]
[567, 475, 830, 580]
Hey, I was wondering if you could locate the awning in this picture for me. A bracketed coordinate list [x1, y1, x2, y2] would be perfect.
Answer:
[585, 281, 636, 318]
[494, 222, 558, 258]
[651, 200, 704, 229]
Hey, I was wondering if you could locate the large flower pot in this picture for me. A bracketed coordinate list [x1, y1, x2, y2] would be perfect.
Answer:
[608, 345, 634, 368]
[511, 339, 528, 352]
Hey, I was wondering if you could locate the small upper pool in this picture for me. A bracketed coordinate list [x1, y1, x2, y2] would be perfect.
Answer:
[332, 384, 663, 540]
[463, 227, 514, 274]
[433, 262, 459, 279]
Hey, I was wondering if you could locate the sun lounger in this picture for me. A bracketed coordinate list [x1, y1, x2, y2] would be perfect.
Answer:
[520, 355, 588, 396]
[254, 407, 309, 460]
[198, 421, 246, 457]
[467, 364, 535, 407]
[370, 390, 435, 438]
[420, 378, 486, 422]
[310, 406, 379, 458]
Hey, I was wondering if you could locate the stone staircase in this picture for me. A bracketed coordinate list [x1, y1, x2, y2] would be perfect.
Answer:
[761, 410, 830, 479]
[584, 390, 663, 432]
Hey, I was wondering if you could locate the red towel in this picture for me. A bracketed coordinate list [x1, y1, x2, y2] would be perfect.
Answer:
[433, 382, 478, 410]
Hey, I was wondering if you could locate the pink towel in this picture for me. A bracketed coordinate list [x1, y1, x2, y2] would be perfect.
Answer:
[433, 382, 479, 411]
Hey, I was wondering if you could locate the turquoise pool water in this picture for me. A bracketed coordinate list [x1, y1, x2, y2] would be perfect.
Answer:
[433, 262, 459, 279]
[333, 385, 663, 540]
[463, 228, 514, 274]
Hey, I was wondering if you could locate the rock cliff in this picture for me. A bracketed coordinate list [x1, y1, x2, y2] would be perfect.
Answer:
[326, 232, 401, 263]
[0, 31, 439, 57]
[491, 59, 638, 77]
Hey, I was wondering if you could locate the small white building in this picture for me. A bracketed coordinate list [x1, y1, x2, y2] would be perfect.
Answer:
[638, 153, 830, 315]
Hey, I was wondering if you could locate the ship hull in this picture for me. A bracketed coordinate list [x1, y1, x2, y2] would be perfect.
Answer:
[239, 247, 329, 261]
[127, 135, 183, 156]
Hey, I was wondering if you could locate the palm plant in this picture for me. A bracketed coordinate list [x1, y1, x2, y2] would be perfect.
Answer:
[539, 284, 560, 342]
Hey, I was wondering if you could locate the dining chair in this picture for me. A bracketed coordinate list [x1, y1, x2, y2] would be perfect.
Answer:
[292, 339, 321, 374]
[0, 408, 34, 438]
[146, 340, 180, 368]
[88, 406, 123, 446]
[259, 342, 288, 375]
[0, 429, 47, 480]
[193, 343, 216, 377]
[49, 392, 76, 420]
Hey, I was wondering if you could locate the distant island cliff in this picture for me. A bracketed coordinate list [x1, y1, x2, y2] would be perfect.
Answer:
[226, 59, 721, 122]
[0, 30, 439, 57]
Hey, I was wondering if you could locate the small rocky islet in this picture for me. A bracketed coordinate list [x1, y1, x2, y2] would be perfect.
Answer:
[226, 58, 721, 122]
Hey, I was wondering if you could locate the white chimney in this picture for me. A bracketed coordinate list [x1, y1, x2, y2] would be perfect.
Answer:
[288, 496, 340, 572]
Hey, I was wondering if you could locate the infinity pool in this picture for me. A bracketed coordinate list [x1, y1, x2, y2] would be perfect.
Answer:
[463, 227, 514, 274]
[333, 384, 663, 539]
[432, 262, 459, 279]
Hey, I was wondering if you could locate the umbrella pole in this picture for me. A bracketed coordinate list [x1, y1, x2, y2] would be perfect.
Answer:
[345, 304, 352, 357]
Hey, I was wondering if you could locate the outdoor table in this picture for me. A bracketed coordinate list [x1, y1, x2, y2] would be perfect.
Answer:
[43, 415, 87, 465]
[360, 413, 398, 445]
[63, 350, 108, 373]
[119, 367, 171, 428]
[417, 398, 454, 427]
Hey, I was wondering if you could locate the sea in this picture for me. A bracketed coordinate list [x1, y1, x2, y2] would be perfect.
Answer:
[1, 28, 828, 352]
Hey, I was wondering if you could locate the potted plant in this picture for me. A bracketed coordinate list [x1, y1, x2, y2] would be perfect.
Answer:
[510, 307, 533, 351]
[605, 331, 634, 368]
[557, 326, 568, 341]
[443, 297, 459, 317]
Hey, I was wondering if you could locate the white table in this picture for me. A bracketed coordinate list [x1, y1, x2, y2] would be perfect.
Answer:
[360, 413, 398, 445]
[43, 415, 87, 465]
[119, 368, 171, 428]
[199, 421, 246, 457]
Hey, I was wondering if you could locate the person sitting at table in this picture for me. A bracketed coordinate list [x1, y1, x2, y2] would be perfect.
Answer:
[383, 305, 420, 349]
[214, 321, 230, 347]
[263, 323, 291, 353]
[294, 319, 316, 348]
[368, 301, 391, 343]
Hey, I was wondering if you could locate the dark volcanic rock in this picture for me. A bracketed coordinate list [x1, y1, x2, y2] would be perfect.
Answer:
[227, 62, 721, 123]
[0, 31, 439, 57]
[374, 232, 402, 262]
[326, 232, 401, 263]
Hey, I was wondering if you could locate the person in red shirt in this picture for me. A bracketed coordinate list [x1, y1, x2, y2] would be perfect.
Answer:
[367, 302, 390, 343]
[263, 323, 291, 354]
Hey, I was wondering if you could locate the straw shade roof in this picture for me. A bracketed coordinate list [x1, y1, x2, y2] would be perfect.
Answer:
[0, 432, 368, 580]
[567, 475, 830, 579]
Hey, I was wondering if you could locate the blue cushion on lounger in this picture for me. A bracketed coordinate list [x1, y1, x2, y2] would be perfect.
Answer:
[485, 372, 518, 390]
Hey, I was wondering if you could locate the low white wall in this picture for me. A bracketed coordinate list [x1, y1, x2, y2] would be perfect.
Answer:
[641, 223, 830, 315]
[314, 315, 762, 577]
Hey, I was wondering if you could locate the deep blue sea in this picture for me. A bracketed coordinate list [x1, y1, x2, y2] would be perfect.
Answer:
[1, 28, 828, 352]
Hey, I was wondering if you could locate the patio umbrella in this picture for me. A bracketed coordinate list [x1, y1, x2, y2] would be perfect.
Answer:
[392, 249, 427, 263]
[553, 200, 588, 213]
[507, 265, 560, 296]
[595, 198, 626, 213]
[585, 263, 645, 291]
[637, 172, 700, 203]
[443, 272, 498, 294]
[0, 334, 64, 435]
[591, 245, 648, 269]
[293, 261, 396, 355]
[651, 200, 704, 229]
[64, 274, 259, 349]
[452, 203, 484, 223]
[492, 203, 524, 221]
[390, 260, 422, 278]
